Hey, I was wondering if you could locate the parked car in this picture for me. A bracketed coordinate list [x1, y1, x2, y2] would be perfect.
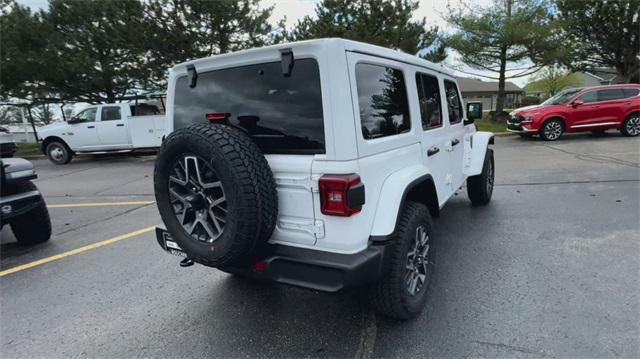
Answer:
[153, 39, 494, 320]
[38, 103, 166, 164]
[507, 84, 640, 140]
[0, 126, 17, 158]
[0, 158, 51, 244]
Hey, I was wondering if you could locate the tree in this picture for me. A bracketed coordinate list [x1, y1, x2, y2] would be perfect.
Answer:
[2, 0, 279, 104]
[554, 0, 640, 83]
[525, 67, 583, 97]
[39, 0, 153, 103]
[145, 0, 278, 80]
[0, 105, 22, 126]
[446, 0, 557, 119]
[0, 0, 50, 101]
[289, 0, 446, 62]
[32, 103, 55, 125]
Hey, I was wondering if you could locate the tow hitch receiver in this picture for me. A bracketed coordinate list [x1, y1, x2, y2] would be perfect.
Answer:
[180, 258, 194, 267]
[155, 227, 191, 264]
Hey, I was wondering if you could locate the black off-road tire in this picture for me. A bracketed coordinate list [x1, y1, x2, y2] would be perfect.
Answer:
[467, 148, 494, 206]
[540, 119, 564, 141]
[370, 201, 434, 320]
[620, 113, 640, 137]
[7, 181, 52, 245]
[46, 141, 72, 165]
[154, 123, 278, 267]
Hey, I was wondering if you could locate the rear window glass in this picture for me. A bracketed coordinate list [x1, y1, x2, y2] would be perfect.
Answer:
[416, 73, 442, 130]
[623, 88, 640, 98]
[132, 104, 161, 116]
[173, 59, 325, 154]
[597, 88, 625, 101]
[101, 106, 121, 121]
[355, 63, 410, 140]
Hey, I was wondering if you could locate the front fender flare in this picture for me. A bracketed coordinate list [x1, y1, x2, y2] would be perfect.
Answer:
[463, 131, 494, 176]
[370, 165, 435, 237]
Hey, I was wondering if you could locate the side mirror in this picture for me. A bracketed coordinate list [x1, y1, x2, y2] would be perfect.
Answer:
[572, 99, 584, 107]
[67, 117, 79, 124]
[465, 102, 483, 125]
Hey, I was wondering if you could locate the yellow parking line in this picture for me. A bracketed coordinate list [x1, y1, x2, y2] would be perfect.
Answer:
[48, 201, 155, 208]
[0, 225, 156, 277]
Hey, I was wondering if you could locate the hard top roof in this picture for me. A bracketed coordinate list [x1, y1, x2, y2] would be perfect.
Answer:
[172, 38, 450, 76]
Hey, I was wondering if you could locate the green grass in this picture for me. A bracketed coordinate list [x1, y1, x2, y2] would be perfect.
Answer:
[472, 109, 514, 133]
[14, 142, 42, 157]
[474, 116, 508, 133]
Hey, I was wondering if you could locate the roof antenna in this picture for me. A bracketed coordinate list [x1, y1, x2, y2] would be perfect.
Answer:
[280, 48, 294, 77]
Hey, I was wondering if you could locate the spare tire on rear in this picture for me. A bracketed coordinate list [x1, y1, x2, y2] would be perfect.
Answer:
[154, 123, 278, 267]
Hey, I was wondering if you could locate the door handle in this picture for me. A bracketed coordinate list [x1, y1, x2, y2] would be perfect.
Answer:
[87, 125, 95, 128]
[116, 124, 124, 127]
[451, 138, 460, 146]
[427, 146, 440, 157]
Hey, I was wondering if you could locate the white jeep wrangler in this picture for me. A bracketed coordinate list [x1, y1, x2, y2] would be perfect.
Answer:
[154, 39, 494, 320]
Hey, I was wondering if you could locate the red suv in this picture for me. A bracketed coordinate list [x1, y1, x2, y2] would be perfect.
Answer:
[507, 84, 640, 141]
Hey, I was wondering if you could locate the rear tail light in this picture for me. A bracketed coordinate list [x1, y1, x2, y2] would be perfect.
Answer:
[206, 112, 230, 122]
[254, 261, 266, 272]
[319, 174, 365, 217]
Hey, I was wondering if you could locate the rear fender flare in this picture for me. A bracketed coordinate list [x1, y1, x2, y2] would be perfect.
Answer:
[370, 165, 437, 238]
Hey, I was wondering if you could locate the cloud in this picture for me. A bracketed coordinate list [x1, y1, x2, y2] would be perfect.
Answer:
[16, 0, 47, 10]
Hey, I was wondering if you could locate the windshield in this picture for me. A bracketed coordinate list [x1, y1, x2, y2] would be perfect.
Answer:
[542, 88, 583, 105]
[173, 59, 324, 154]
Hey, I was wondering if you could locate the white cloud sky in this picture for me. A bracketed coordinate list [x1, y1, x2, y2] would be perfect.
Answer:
[17, 0, 531, 86]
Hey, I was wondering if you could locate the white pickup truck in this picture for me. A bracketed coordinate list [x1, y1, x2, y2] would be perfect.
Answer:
[38, 103, 166, 164]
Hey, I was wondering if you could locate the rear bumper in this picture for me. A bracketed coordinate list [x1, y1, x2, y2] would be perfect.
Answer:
[240, 243, 390, 292]
[0, 142, 17, 157]
[156, 227, 390, 292]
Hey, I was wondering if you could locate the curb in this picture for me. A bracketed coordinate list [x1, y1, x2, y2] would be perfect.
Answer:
[16, 154, 45, 160]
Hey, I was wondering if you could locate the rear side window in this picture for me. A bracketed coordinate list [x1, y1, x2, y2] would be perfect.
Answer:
[444, 80, 463, 124]
[101, 107, 121, 121]
[173, 59, 325, 154]
[415, 73, 442, 130]
[597, 88, 625, 102]
[131, 104, 161, 116]
[623, 88, 640, 98]
[355, 63, 410, 140]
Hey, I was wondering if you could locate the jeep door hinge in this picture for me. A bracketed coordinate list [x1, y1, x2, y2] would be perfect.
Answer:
[275, 175, 319, 192]
[278, 219, 325, 239]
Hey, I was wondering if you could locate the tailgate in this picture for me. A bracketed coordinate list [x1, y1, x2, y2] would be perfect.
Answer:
[128, 115, 166, 148]
[266, 154, 320, 247]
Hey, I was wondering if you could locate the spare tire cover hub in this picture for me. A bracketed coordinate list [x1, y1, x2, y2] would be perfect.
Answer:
[169, 155, 227, 243]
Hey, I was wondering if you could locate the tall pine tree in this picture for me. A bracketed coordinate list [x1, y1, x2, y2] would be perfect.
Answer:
[290, 0, 446, 62]
[447, 0, 557, 119]
[554, 0, 640, 83]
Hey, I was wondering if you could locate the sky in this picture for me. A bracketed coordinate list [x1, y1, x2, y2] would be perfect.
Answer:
[16, 0, 531, 87]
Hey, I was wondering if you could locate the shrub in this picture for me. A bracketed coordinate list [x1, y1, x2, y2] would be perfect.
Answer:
[488, 110, 510, 122]
[519, 96, 541, 107]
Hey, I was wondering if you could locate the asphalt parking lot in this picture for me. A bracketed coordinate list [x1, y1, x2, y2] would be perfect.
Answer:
[1, 133, 639, 358]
